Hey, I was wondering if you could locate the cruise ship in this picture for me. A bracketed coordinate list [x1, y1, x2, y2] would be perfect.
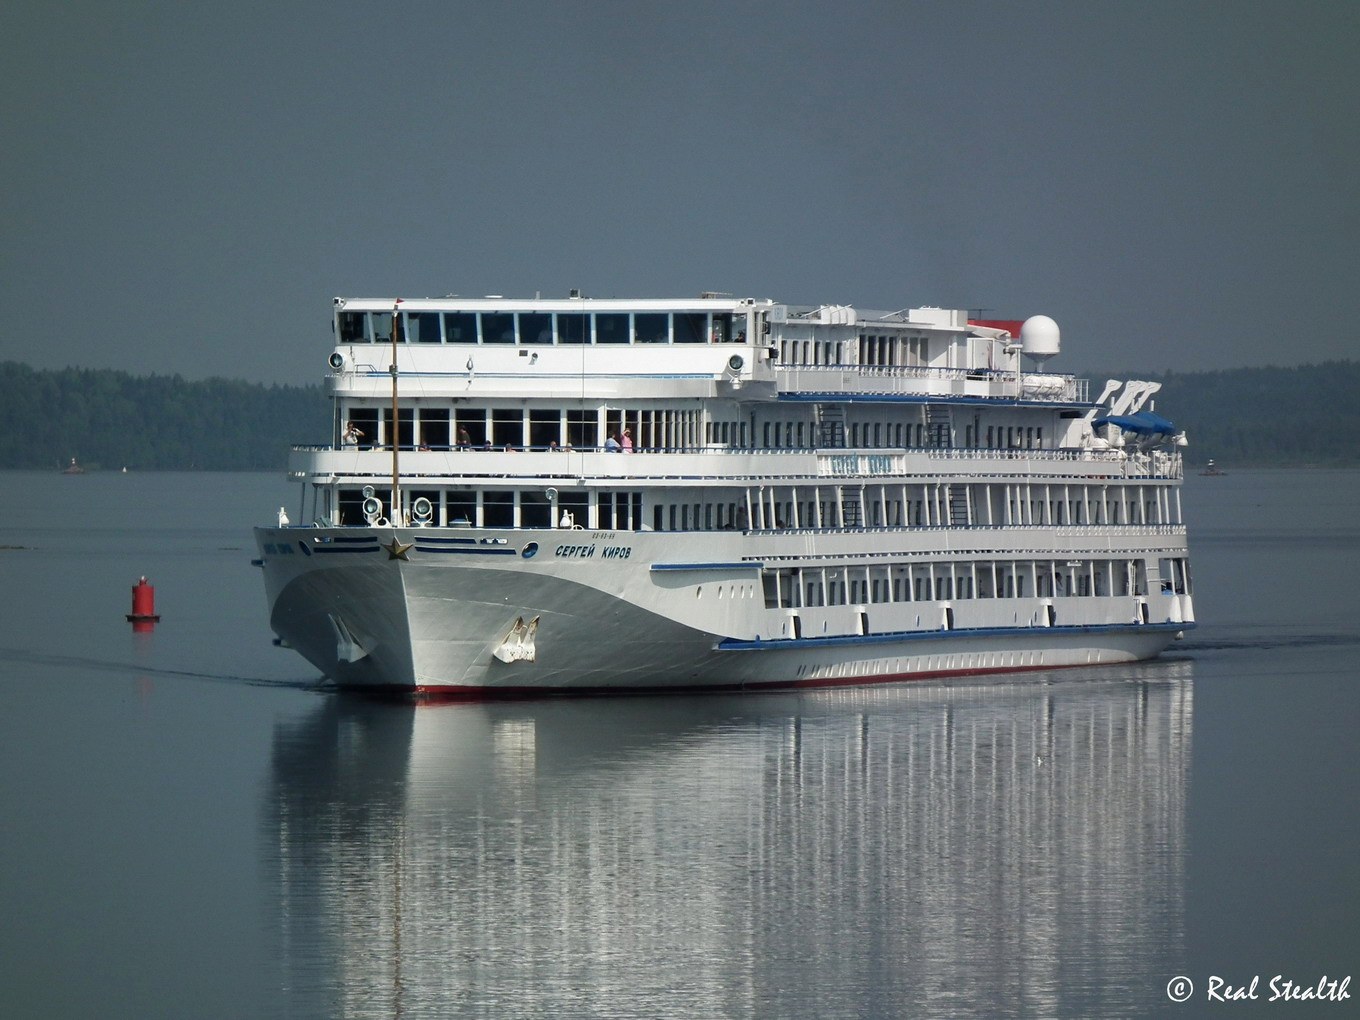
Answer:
[253, 292, 1194, 697]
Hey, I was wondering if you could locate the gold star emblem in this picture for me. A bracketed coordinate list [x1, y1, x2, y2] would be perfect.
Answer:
[384, 537, 413, 561]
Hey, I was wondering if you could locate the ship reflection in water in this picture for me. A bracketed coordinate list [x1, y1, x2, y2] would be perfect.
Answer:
[264, 665, 1192, 1018]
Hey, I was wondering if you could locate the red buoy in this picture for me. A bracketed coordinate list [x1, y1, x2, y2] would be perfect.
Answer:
[127, 576, 161, 630]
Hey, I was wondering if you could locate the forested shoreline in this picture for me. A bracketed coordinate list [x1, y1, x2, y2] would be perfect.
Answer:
[0, 359, 1356, 470]
[0, 362, 329, 470]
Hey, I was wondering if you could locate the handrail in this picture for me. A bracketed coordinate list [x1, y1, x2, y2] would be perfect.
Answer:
[290, 444, 1183, 483]
[775, 363, 1089, 404]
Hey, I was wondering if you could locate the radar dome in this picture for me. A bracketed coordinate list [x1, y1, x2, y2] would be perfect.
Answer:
[1020, 315, 1060, 365]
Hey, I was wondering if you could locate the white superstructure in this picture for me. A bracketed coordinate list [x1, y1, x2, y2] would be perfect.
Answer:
[253, 292, 1194, 697]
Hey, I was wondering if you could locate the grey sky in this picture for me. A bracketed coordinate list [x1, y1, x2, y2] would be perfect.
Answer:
[3, 1, 1356, 384]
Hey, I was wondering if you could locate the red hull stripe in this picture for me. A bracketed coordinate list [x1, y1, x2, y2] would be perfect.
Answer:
[341, 660, 1106, 703]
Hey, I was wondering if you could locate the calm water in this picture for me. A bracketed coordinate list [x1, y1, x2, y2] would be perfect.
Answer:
[1, 469, 1356, 1018]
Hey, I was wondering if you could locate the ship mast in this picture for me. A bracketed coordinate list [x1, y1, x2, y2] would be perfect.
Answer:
[390, 298, 402, 524]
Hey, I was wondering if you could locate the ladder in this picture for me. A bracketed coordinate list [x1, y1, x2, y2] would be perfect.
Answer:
[925, 404, 953, 448]
[947, 484, 970, 527]
[816, 404, 846, 448]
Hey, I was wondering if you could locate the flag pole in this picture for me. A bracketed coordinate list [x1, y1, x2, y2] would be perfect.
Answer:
[391, 298, 402, 524]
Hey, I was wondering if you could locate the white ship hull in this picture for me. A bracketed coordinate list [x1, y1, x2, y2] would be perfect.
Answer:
[254, 292, 1196, 698]
[257, 524, 1188, 697]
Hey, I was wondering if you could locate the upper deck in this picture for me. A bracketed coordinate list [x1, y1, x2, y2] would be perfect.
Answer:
[326, 295, 1088, 407]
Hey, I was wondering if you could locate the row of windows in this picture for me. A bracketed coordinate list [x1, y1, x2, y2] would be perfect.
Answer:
[340, 403, 1044, 454]
[761, 557, 1191, 610]
[651, 483, 1173, 531]
[329, 476, 1174, 532]
[335, 487, 643, 530]
[777, 333, 931, 367]
[337, 309, 743, 346]
[343, 406, 703, 451]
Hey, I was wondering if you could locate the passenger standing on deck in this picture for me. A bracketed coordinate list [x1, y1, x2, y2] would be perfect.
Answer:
[342, 421, 363, 445]
[621, 427, 633, 453]
[604, 434, 621, 453]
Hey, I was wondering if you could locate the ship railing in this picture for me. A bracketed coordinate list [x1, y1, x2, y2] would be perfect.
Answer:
[923, 447, 1182, 479]
[776, 364, 1088, 404]
[290, 444, 1182, 482]
[744, 522, 1186, 540]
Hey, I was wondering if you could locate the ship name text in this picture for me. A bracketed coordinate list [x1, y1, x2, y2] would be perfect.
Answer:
[555, 544, 633, 560]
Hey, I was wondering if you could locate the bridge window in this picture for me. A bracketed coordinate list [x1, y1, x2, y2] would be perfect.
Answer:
[443, 312, 477, 343]
[519, 312, 553, 344]
[482, 313, 514, 344]
[406, 312, 441, 343]
[675, 312, 706, 343]
[371, 311, 402, 343]
[712, 313, 735, 342]
[338, 311, 367, 343]
[596, 313, 629, 344]
[557, 313, 588, 344]
[635, 313, 668, 343]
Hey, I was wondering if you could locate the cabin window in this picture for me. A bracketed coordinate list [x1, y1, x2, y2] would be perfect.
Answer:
[520, 490, 553, 528]
[419, 408, 450, 449]
[635, 313, 668, 343]
[675, 312, 706, 343]
[529, 410, 560, 449]
[483, 490, 514, 527]
[338, 311, 368, 343]
[382, 407, 415, 449]
[337, 488, 366, 526]
[596, 313, 629, 344]
[558, 491, 589, 528]
[482, 313, 514, 343]
[345, 407, 379, 449]
[454, 408, 486, 446]
[446, 490, 475, 526]
[565, 410, 594, 448]
[407, 312, 441, 343]
[444, 312, 478, 343]
[491, 409, 522, 448]
[519, 312, 553, 344]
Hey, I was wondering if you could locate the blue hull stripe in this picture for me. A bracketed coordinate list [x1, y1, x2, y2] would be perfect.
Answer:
[718, 620, 1194, 652]
[413, 545, 518, 556]
[651, 562, 763, 572]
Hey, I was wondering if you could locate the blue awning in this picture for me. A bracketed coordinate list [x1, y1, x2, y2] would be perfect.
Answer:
[1093, 411, 1177, 435]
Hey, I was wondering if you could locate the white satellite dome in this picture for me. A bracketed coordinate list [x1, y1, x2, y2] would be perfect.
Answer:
[1020, 315, 1060, 365]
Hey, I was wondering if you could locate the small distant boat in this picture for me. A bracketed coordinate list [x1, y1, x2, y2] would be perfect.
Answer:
[1199, 459, 1226, 476]
[61, 458, 85, 475]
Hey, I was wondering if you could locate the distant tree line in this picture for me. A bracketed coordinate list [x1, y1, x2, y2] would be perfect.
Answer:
[0, 362, 329, 470]
[0, 359, 1355, 471]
